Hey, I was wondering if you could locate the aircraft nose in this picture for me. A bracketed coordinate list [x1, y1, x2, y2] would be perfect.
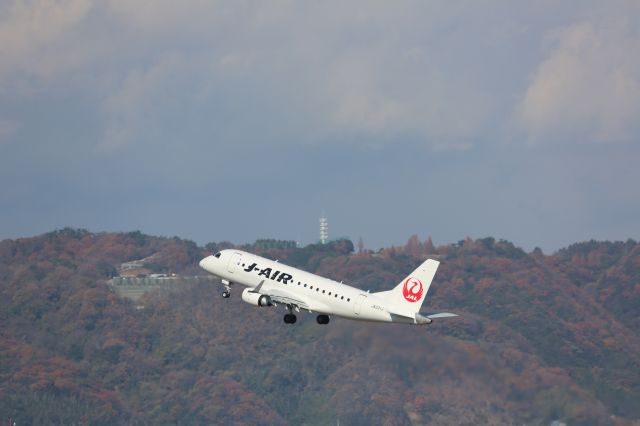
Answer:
[199, 255, 213, 271]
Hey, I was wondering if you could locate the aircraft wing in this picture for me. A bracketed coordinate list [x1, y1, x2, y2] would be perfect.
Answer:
[252, 281, 328, 312]
[269, 292, 311, 310]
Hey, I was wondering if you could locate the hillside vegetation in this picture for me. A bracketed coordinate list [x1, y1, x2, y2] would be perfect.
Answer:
[1, 229, 639, 425]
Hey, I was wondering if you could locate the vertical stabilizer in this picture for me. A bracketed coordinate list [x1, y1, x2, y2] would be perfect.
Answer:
[373, 259, 439, 316]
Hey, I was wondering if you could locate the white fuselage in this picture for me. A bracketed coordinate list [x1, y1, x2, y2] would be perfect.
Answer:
[199, 249, 415, 323]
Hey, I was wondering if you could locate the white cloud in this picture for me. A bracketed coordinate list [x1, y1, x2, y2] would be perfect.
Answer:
[318, 43, 493, 146]
[99, 53, 188, 151]
[518, 21, 640, 144]
[1, 0, 639, 153]
[0, 0, 91, 81]
[0, 0, 505, 151]
[0, 2, 514, 151]
[104, 0, 228, 36]
[326, 55, 404, 137]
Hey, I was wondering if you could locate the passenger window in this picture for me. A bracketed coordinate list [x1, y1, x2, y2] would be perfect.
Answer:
[304, 284, 307, 287]
[341, 296, 344, 300]
[347, 298, 350, 302]
[322, 290, 325, 294]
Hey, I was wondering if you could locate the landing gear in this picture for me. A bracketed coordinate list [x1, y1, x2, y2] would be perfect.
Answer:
[316, 314, 330, 325]
[284, 313, 297, 324]
[284, 304, 297, 324]
[220, 279, 231, 299]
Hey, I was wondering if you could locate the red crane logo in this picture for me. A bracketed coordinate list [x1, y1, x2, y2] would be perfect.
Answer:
[402, 277, 423, 302]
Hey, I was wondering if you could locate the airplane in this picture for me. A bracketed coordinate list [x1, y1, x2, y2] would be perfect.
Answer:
[199, 249, 458, 325]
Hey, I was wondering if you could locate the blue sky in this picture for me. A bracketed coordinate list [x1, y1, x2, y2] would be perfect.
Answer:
[1, 1, 639, 252]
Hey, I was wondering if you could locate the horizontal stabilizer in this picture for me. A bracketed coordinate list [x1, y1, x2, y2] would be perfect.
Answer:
[425, 312, 458, 319]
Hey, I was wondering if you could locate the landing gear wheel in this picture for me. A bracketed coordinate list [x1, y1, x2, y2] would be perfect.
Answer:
[316, 314, 330, 325]
[284, 313, 297, 324]
[220, 280, 231, 299]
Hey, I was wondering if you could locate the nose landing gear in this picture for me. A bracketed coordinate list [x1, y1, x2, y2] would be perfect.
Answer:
[220, 279, 231, 298]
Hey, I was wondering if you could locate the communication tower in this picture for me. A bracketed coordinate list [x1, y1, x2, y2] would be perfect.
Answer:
[319, 216, 328, 244]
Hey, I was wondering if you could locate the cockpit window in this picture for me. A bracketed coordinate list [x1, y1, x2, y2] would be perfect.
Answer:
[214, 252, 221, 258]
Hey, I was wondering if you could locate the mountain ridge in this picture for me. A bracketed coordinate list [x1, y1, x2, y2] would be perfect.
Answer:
[1, 229, 638, 425]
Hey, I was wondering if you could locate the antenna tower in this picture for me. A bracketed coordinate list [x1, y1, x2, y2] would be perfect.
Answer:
[319, 216, 328, 244]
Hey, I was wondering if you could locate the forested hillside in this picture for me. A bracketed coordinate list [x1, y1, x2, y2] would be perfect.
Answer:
[1, 229, 639, 425]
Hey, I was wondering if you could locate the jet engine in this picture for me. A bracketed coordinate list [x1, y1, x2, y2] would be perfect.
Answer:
[241, 288, 272, 307]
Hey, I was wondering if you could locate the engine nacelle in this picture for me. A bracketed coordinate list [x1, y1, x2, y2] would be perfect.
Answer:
[241, 288, 272, 307]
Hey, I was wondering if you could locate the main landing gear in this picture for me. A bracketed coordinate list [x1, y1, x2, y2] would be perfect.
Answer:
[284, 313, 297, 324]
[316, 314, 330, 325]
[283, 304, 297, 324]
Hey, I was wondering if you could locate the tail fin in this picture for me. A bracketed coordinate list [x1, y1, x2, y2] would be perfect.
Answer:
[373, 259, 439, 317]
